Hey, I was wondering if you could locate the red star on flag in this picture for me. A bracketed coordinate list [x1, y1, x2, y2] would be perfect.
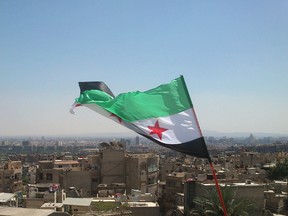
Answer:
[110, 113, 122, 123]
[148, 120, 168, 140]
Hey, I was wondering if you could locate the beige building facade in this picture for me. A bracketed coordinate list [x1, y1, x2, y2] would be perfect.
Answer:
[125, 153, 159, 194]
[36, 156, 100, 197]
[0, 161, 23, 194]
[100, 149, 125, 184]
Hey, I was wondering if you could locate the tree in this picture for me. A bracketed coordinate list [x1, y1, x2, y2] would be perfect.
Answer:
[267, 159, 288, 180]
[191, 185, 256, 216]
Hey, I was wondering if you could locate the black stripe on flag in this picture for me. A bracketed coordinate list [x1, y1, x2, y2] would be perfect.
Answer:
[140, 133, 210, 159]
[78, 81, 115, 98]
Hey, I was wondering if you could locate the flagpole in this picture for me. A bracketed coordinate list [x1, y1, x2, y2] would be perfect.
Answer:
[208, 157, 228, 216]
[180, 75, 228, 216]
[192, 107, 228, 216]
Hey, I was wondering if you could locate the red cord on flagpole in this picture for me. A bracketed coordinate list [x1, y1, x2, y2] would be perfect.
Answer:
[190, 106, 228, 215]
[181, 76, 228, 215]
[209, 160, 228, 216]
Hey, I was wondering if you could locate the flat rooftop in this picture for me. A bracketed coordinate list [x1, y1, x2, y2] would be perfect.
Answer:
[0, 207, 53, 216]
[121, 202, 158, 207]
[62, 197, 93, 206]
[0, 193, 16, 203]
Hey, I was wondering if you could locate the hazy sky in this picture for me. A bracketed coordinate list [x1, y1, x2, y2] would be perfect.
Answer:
[1, 1, 287, 137]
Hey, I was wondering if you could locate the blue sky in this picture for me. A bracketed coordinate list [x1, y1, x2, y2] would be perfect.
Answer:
[1, 1, 287, 137]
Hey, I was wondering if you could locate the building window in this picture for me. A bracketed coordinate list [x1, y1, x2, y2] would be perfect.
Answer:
[46, 173, 53, 181]
[175, 182, 181, 187]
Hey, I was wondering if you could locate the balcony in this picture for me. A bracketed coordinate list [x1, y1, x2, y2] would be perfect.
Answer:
[148, 165, 158, 173]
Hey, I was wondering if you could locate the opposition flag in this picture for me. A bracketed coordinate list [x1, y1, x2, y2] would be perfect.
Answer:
[71, 76, 210, 159]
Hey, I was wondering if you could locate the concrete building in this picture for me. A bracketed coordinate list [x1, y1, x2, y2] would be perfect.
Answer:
[92, 190, 158, 216]
[159, 157, 179, 182]
[122, 201, 160, 216]
[29, 165, 38, 184]
[36, 146, 159, 197]
[160, 172, 192, 211]
[135, 136, 140, 145]
[59, 169, 93, 197]
[100, 148, 125, 184]
[0, 207, 54, 216]
[62, 197, 93, 214]
[125, 153, 159, 194]
[264, 190, 286, 214]
[0, 192, 18, 207]
[25, 183, 63, 209]
[240, 151, 265, 167]
[36, 156, 100, 197]
[37, 160, 58, 184]
[264, 180, 288, 215]
[22, 164, 37, 184]
[0, 161, 23, 195]
[97, 183, 126, 197]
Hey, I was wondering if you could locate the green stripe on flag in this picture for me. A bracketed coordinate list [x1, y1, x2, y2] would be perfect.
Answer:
[75, 76, 193, 122]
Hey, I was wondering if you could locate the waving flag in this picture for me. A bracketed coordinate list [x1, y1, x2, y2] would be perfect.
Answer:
[71, 76, 210, 159]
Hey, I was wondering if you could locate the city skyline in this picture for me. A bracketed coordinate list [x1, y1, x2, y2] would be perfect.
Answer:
[1, 1, 288, 137]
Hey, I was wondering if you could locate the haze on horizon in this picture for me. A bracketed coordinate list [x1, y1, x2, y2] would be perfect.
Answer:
[0, 1, 287, 137]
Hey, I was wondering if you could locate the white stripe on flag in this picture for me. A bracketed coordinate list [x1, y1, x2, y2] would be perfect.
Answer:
[132, 108, 202, 144]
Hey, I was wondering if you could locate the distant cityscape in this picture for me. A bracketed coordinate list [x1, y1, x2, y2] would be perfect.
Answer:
[0, 134, 288, 215]
[1, 133, 288, 157]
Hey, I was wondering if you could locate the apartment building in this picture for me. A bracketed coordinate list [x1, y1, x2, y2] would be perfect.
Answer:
[36, 155, 100, 197]
[159, 157, 179, 182]
[35, 145, 161, 197]
[125, 153, 159, 194]
[0, 161, 22, 194]
[159, 172, 193, 211]
[240, 151, 265, 167]
[100, 148, 125, 184]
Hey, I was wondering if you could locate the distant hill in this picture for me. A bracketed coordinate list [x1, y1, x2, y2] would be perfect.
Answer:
[1, 131, 287, 140]
[202, 130, 288, 138]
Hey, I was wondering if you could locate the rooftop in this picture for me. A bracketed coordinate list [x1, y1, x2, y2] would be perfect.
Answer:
[121, 201, 158, 207]
[0, 207, 53, 216]
[41, 202, 63, 208]
[54, 160, 79, 165]
[62, 198, 93, 206]
[0, 193, 17, 203]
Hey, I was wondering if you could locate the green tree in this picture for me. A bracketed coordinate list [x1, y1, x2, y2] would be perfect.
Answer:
[192, 185, 256, 216]
[267, 159, 288, 180]
[22, 176, 29, 185]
